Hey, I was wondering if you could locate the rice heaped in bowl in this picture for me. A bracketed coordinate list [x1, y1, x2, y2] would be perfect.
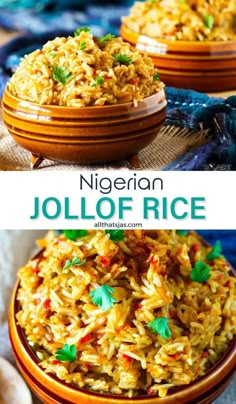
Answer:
[7, 29, 164, 107]
[123, 0, 236, 41]
[16, 230, 236, 398]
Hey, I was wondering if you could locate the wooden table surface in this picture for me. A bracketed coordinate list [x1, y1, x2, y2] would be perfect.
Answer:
[0, 28, 235, 99]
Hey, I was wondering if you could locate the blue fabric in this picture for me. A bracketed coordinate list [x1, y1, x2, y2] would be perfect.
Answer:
[0, 5, 130, 33]
[198, 231, 236, 268]
[164, 88, 236, 171]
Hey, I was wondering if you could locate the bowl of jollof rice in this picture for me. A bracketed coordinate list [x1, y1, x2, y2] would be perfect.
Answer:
[121, 0, 236, 92]
[9, 230, 236, 404]
[2, 29, 166, 168]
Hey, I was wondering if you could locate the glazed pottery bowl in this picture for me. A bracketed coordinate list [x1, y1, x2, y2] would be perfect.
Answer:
[9, 272, 236, 404]
[1, 88, 166, 168]
[121, 24, 236, 92]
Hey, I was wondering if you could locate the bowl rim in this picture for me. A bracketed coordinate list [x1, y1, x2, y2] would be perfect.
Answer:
[3, 86, 166, 112]
[121, 22, 236, 48]
[9, 243, 236, 401]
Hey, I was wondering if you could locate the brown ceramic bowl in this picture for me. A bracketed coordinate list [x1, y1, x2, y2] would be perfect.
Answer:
[121, 24, 236, 92]
[9, 269, 236, 404]
[1, 87, 166, 168]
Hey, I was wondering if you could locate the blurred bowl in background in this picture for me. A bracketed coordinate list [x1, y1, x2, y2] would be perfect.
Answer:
[121, 24, 236, 92]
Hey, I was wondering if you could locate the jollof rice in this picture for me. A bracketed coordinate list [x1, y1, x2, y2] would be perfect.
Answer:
[16, 230, 236, 397]
[123, 0, 236, 41]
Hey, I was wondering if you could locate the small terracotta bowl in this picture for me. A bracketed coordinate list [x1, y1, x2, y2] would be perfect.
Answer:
[9, 274, 236, 404]
[1, 88, 166, 168]
[121, 24, 236, 92]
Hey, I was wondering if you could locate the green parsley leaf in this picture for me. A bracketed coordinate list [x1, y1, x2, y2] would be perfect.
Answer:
[113, 54, 132, 65]
[147, 317, 172, 339]
[63, 230, 88, 240]
[55, 344, 77, 363]
[48, 50, 56, 59]
[153, 72, 160, 81]
[74, 27, 91, 36]
[190, 260, 211, 283]
[178, 0, 185, 4]
[203, 14, 214, 30]
[79, 40, 87, 51]
[99, 33, 116, 43]
[90, 72, 104, 87]
[105, 230, 125, 241]
[89, 285, 116, 311]
[63, 256, 86, 270]
[149, 0, 156, 4]
[176, 230, 188, 236]
[51, 66, 73, 86]
[206, 240, 222, 261]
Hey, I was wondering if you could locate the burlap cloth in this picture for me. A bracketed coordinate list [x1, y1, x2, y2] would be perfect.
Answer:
[0, 117, 209, 170]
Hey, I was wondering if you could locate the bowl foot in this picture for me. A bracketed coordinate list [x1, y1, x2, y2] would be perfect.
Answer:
[128, 154, 140, 169]
[30, 155, 44, 170]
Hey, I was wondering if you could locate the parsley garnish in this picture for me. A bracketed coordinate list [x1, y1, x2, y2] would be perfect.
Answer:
[63, 230, 88, 240]
[149, 0, 156, 4]
[99, 33, 116, 43]
[176, 230, 188, 236]
[113, 54, 132, 65]
[55, 344, 77, 363]
[89, 285, 116, 311]
[206, 240, 222, 260]
[178, 0, 185, 4]
[79, 40, 86, 51]
[203, 14, 214, 30]
[190, 260, 211, 283]
[153, 72, 160, 81]
[105, 230, 125, 241]
[48, 50, 56, 58]
[51, 66, 73, 86]
[147, 317, 172, 339]
[90, 72, 104, 87]
[74, 27, 91, 36]
[63, 256, 86, 270]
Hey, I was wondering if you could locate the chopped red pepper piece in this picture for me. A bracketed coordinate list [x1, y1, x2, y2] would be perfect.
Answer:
[79, 334, 92, 345]
[122, 354, 133, 363]
[104, 74, 112, 79]
[100, 256, 110, 267]
[201, 351, 208, 358]
[169, 353, 178, 359]
[43, 299, 51, 310]
[224, 280, 231, 287]
[191, 244, 200, 253]
[134, 302, 141, 310]
[129, 78, 138, 85]
[52, 359, 60, 365]
[33, 267, 40, 275]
